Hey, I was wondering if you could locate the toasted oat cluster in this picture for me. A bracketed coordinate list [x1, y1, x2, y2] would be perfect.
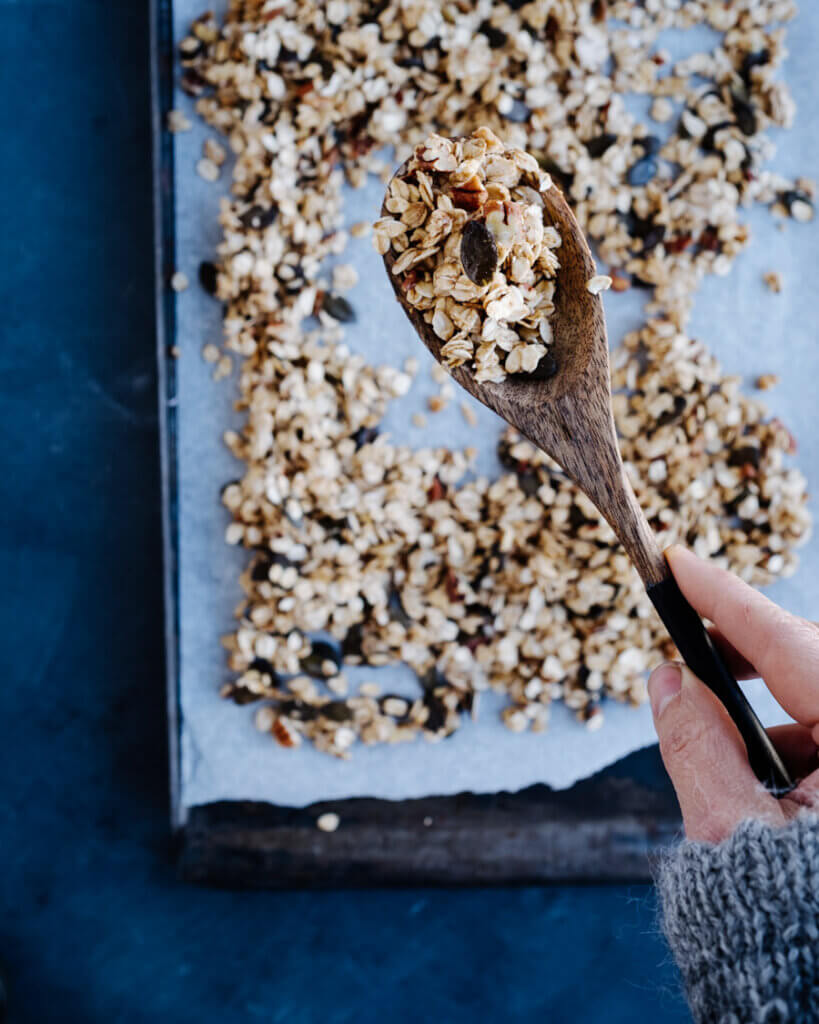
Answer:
[375, 129, 562, 384]
[178, 0, 813, 756]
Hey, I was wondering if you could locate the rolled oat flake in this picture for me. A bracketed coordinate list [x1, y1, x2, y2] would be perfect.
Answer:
[460, 219, 498, 286]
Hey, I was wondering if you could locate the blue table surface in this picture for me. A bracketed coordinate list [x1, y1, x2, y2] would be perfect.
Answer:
[0, 3, 688, 1021]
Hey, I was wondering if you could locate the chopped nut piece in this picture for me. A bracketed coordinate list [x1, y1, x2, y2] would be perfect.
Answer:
[756, 373, 779, 391]
[609, 269, 630, 293]
[427, 395, 448, 413]
[272, 717, 301, 748]
[763, 271, 783, 294]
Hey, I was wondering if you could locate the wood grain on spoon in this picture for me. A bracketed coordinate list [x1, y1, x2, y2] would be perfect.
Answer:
[382, 160, 668, 587]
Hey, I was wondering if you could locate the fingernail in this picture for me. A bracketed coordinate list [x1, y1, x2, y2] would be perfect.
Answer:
[648, 662, 682, 719]
[664, 544, 693, 567]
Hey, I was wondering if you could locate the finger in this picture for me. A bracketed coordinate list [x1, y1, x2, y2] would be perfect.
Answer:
[708, 623, 819, 681]
[766, 724, 819, 782]
[648, 661, 783, 842]
[707, 626, 758, 680]
[770, 725, 819, 809]
[666, 545, 819, 728]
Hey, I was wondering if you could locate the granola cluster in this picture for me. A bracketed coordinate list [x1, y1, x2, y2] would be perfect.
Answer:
[177, 0, 813, 756]
[375, 128, 562, 383]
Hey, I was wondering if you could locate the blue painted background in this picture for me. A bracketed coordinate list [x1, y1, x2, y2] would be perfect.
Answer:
[0, 2, 688, 1020]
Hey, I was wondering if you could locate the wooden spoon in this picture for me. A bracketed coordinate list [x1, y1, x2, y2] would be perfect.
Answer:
[382, 162, 792, 794]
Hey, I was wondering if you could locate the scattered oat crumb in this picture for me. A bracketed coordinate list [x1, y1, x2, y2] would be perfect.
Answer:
[350, 220, 371, 238]
[316, 812, 340, 833]
[427, 395, 448, 413]
[170, 271, 189, 292]
[412, 412, 427, 428]
[586, 275, 612, 295]
[204, 138, 227, 166]
[460, 402, 478, 427]
[332, 263, 359, 292]
[789, 196, 814, 223]
[404, 356, 419, 376]
[431, 364, 449, 384]
[167, 109, 192, 133]
[255, 706, 275, 732]
[196, 157, 220, 182]
[213, 354, 233, 380]
[763, 271, 783, 293]
[359, 681, 382, 698]
[202, 343, 220, 363]
[327, 675, 348, 696]
[170, 345, 181, 358]
[756, 373, 779, 391]
[650, 98, 673, 123]
[423, 816, 433, 827]
[585, 708, 604, 731]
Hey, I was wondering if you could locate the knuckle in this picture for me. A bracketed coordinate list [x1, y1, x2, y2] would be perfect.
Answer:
[661, 714, 721, 766]
[793, 615, 819, 648]
[760, 612, 819, 678]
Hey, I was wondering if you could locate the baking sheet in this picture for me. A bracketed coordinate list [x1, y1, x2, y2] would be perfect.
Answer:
[172, 1, 818, 814]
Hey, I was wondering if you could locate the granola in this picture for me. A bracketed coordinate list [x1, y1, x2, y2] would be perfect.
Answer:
[177, 0, 812, 756]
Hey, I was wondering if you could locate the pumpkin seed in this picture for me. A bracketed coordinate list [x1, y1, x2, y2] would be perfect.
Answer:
[460, 219, 498, 286]
[321, 292, 356, 322]
[627, 155, 658, 187]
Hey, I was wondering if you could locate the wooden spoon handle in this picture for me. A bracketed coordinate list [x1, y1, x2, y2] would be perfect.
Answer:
[646, 569, 793, 794]
[604, 480, 793, 793]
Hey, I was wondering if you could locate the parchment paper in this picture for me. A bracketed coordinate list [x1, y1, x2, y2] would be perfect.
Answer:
[172, 2, 818, 814]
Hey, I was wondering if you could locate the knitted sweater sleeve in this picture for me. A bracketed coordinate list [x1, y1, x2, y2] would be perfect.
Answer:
[655, 815, 819, 1024]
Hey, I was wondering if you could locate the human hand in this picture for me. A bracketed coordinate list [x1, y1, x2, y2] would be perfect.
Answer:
[647, 544, 819, 842]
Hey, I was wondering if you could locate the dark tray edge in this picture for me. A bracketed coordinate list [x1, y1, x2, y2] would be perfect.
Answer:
[179, 776, 681, 888]
[150, 0, 183, 830]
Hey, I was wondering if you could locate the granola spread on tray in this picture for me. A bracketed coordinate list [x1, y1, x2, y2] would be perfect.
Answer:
[376, 128, 563, 383]
[177, 0, 812, 756]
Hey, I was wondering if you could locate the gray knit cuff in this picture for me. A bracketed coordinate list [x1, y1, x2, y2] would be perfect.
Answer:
[656, 814, 819, 1024]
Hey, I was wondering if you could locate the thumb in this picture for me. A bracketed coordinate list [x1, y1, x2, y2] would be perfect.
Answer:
[647, 662, 782, 842]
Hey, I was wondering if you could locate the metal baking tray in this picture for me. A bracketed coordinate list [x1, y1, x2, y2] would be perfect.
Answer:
[148, 0, 707, 887]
